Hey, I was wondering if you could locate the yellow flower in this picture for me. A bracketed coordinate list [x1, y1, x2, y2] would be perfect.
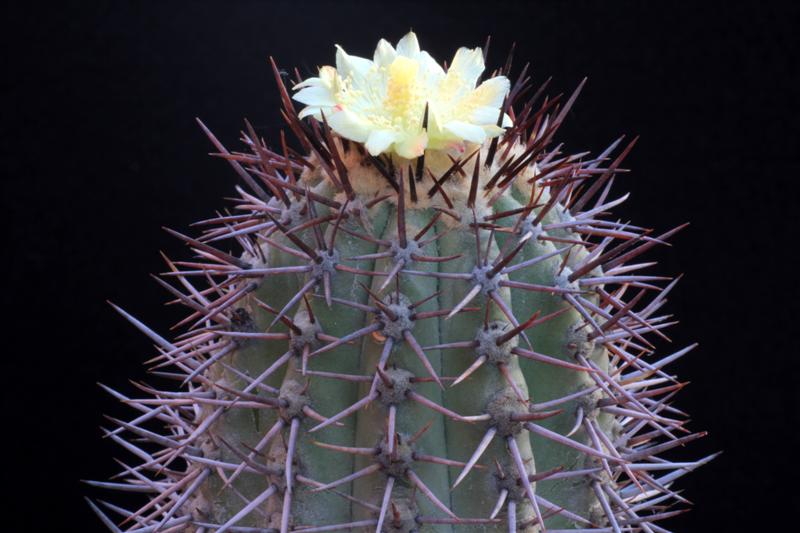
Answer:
[292, 32, 512, 159]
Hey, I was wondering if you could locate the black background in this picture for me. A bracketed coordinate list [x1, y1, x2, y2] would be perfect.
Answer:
[4, 1, 799, 531]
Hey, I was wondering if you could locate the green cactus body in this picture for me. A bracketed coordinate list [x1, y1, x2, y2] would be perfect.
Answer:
[90, 32, 711, 533]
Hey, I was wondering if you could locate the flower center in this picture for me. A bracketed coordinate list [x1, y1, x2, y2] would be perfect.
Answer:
[385, 56, 422, 128]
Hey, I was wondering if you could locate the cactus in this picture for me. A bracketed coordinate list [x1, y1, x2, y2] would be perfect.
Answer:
[87, 32, 713, 532]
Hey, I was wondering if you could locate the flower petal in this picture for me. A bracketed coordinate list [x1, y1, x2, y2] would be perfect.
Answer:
[294, 65, 338, 90]
[443, 120, 487, 144]
[447, 46, 485, 88]
[482, 124, 506, 138]
[470, 105, 504, 125]
[419, 51, 445, 79]
[293, 86, 336, 107]
[373, 39, 397, 67]
[394, 130, 429, 159]
[396, 31, 420, 59]
[293, 76, 323, 90]
[365, 129, 398, 156]
[298, 106, 323, 120]
[472, 76, 510, 108]
[327, 107, 370, 142]
[335, 45, 373, 79]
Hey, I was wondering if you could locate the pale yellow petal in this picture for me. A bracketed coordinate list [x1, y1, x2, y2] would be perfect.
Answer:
[293, 86, 336, 107]
[297, 106, 323, 120]
[472, 76, 510, 108]
[447, 46, 485, 88]
[443, 120, 487, 143]
[394, 130, 429, 159]
[364, 129, 398, 156]
[425, 135, 458, 151]
[293, 76, 323, 90]
[373, 39, 397, 67]
[418, 51, 445, 80]
[482, 124, 505, 138]
[335, 45, 373, 79]
[395, 31, 420, 59]
[470, 105, 503, 125]
[327, 107, 370, 142]
[293, 65, 338, 90]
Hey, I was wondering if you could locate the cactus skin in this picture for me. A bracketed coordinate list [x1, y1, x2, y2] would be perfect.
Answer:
[86, 44, 714, 533]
